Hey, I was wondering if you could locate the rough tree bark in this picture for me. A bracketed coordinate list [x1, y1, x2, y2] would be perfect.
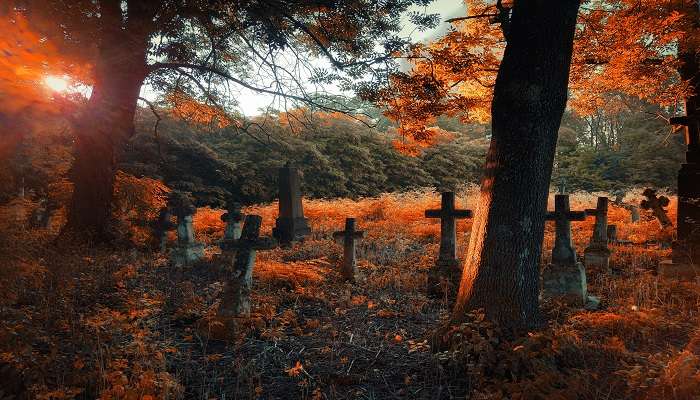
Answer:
[452, 0, 581, 332]
[63, 4, 150, 239]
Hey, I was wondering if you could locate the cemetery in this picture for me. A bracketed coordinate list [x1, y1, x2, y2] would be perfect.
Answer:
[2, 1, 700, 399]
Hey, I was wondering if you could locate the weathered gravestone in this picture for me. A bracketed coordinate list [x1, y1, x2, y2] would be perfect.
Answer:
[613, 191, 640, 223]
[168, 191, 205, 265]
[425, 192, 472, 298]
[218, 215, 276, 319]
[542, 193, 598, 308]
[640, 188, 672, 229]
[584, 197, 612, 272]
[272, 163, 311, 245]
[30, 197, 51, 229]
[607, 225, 618, 244]
[659, 110, 700, 279]
[332, 218, 365, 282]
[152, 206, 176, 252]
[216, 201, 244, 265]
[221, 202, 244, 241]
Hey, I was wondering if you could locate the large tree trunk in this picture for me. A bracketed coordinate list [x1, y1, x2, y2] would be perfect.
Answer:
[452, 0, 581, 332]
[63, 23, 148, 239]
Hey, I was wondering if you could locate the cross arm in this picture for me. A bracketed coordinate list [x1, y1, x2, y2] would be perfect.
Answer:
[425, 209, 441, 218]
[454, 210, 472, 219]
[567, 211, 587, 221]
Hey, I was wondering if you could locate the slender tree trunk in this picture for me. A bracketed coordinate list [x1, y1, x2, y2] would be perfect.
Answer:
[64, 23, 148, 239]
[452, 0, 581, 332]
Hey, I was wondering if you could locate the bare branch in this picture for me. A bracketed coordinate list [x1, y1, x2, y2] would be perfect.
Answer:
[137, 96, 165, 163]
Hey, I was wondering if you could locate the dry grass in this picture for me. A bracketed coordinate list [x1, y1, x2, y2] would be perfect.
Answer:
[0, 188, 699, 399]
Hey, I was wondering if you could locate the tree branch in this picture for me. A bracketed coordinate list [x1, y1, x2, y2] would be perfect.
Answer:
[137, 96, 165, 163]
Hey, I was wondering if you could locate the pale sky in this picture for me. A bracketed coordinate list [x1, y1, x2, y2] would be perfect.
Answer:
[142, 1, 466, 117]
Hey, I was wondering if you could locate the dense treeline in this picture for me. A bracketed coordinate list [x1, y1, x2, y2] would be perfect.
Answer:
[0, 101, 686, 207]
[553, 102, 686, 192]
[121, 110, 490, 206]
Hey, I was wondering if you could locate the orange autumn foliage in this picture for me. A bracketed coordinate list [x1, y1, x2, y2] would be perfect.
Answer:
[382, 0, 698, 143]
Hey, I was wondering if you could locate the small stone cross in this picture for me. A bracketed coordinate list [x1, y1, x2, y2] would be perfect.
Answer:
[332, 218, 365, 281]
[425, 192, 472, 298]
[640, 188, 672, 228]
[219, 215, 276, 317]
[542, 194, 595, 307]
[546, 194, 587, 265]
[425, 192, 472, 266]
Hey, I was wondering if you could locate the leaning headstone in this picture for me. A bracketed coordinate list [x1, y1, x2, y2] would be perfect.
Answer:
[168, 192, 205, 265]
[542, 193, 597, 307]
[640, 188, 672, 229]
[272, 163, 311, 245]
[218, 215, 276, 318]
[584, 197, 612, 272]
[332, 218, 365, 281]
[659, 110, 700, 279]
[152, 206, 176, 253]
[424, 192, 472, 298]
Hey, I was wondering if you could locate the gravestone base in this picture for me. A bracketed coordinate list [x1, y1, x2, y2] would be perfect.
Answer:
[427, 258, 461, 299]
[170, 243, 205, 266]
[273, 217, 311, 244]
[541, 263, 588, 306]
[584, 247, 611, 272]
[658, 238, 699, 280]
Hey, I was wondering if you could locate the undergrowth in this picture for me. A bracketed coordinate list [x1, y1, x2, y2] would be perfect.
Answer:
[1, 187, 698, 399]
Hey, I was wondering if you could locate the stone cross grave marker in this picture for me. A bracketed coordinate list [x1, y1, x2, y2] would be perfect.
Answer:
[584, 197, 612, 272]
[640, 188, 672, 229]
[659, 110, 700, 278]
[218, 215, 276, 318]
[273, 162, 311, 245]
[332, 218, 365, 281]
[168, 191, 205, 265]
[153, 206, 176, 253]
[542, 193, 595, 307]
[425, 192, 472, 298]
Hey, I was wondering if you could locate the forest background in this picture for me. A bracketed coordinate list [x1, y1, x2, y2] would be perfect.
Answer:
[1, 97, 686, 209]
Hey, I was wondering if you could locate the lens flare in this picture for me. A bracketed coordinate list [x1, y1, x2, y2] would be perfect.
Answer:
[44, 75, 70, 92]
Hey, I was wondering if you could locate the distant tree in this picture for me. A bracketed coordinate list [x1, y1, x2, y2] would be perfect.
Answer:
[8, 0, 437, 239]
